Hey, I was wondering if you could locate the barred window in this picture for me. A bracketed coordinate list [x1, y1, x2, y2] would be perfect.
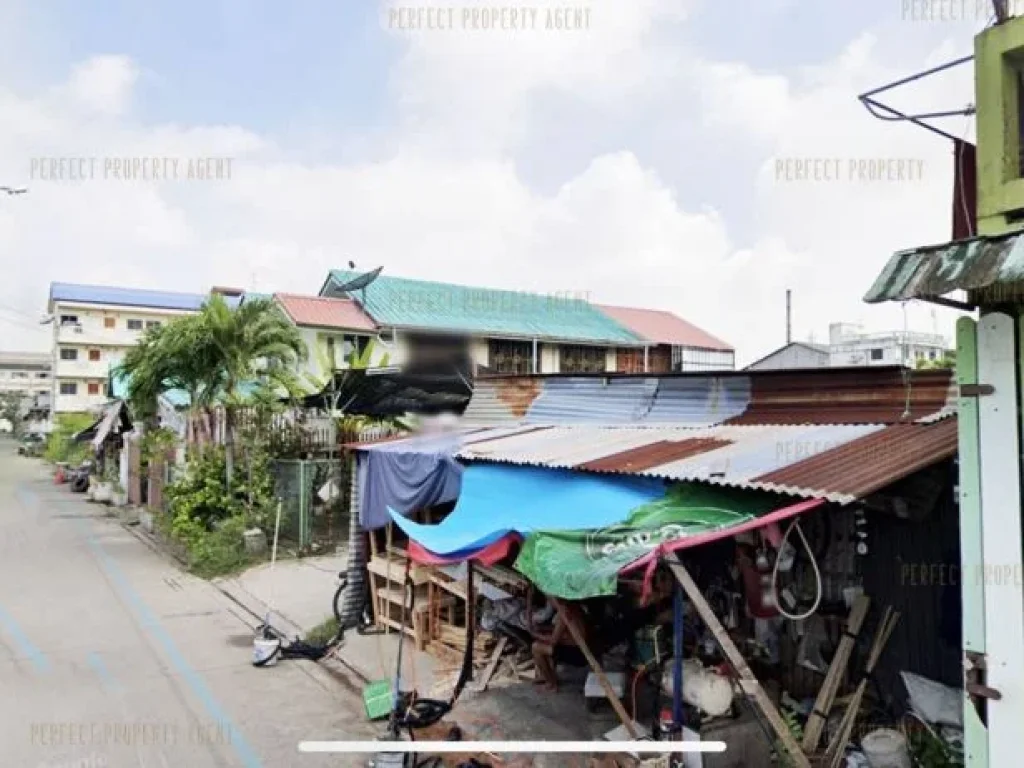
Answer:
[489, 339, 533, 374]
[559, 345, 606, 373]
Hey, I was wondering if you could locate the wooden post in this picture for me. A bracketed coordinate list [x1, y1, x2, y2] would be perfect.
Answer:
[664, 553, 810, 768]
[551, 599, 639, 739]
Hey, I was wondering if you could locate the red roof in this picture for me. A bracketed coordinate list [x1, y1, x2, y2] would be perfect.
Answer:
[275, 293, 377, 332]
[597, 305, 733, 351]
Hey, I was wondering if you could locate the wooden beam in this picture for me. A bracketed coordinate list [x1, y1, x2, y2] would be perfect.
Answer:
[551, 599, 639, 739]
[664, 553, 810, 768]
[801, 594, 871, 752]
[474, 635, 509, 693]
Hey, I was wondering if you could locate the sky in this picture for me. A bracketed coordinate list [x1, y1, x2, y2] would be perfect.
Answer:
[0, 0, 992, 364]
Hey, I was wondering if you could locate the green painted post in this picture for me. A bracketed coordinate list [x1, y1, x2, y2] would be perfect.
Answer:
[957, 316, 988, 768]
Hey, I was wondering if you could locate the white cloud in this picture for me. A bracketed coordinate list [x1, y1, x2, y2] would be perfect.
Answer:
[0, 4, 976, 365]
[66, 55, 138, 116]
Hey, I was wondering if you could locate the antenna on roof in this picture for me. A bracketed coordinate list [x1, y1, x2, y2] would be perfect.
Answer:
[332, 266, 383, 305]
[785, 289, 792, 345]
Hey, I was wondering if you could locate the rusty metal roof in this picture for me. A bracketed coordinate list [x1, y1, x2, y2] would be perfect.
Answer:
[725, 368, 956, 425]
[462, 368, 956, 427]
[864, 231, 1024, 303]
[752, 420, 958, 502]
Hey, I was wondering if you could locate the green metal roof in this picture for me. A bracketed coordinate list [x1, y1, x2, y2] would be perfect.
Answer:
[321, 270, 644, 344]
[864, 231, 1024, 303]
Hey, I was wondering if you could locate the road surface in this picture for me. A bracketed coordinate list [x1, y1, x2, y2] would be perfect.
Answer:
[0, 441, 376, 768]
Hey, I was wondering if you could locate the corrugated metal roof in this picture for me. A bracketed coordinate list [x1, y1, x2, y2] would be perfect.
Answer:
[645, 376, 750, 425]
[49, 282, 207, 312]
[726, 368, 956, 425]
[321, 270, 643, 344]
[527, 377, 658, 424]
[275, 293, 377, 332]
[596, 304, 733, 350]
[753, 420, 958, 502]
[461, 368, 954, 428]
[356, 419, 955, 503]
[577, 438, 733, 472]
[864, 231, 1024, 303]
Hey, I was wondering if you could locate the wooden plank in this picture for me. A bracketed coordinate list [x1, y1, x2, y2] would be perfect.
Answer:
[665, 554, 810, 768]
[474, 635, 509, 693]
[367, 555, 431, 586]
[801, 595, 871, 752]
[978, 313, 1024, 768]
[551, 599, 639, 740]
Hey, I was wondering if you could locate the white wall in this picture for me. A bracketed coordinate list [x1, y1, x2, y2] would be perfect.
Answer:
[470, 339, 489, 369]
[540, 344, 560, 373]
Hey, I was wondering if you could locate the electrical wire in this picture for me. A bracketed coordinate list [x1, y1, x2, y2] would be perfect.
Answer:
[770, 519, 822, 622]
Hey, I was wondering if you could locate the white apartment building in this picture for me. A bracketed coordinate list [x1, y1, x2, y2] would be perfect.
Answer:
[47, 283, 207, 415]
[826, 322, 950, 367]
[746, 322, 952, 371]
[0, 351, 51, 397]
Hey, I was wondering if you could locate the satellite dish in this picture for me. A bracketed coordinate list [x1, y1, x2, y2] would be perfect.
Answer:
[333, 266, 382, 294]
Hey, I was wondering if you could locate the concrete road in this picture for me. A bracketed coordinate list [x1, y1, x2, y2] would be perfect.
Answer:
[0, 442, 377, 768]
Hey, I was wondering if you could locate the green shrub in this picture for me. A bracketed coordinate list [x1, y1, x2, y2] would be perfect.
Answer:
[164, 445, 275, 578]
[44, 413, 95, 464]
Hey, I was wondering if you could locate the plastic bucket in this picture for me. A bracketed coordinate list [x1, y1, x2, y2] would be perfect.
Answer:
[252, 636, 280, 667]
[861, 728, 911, 768]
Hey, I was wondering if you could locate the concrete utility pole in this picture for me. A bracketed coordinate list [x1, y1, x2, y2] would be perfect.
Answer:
[785, 289, 792, 345]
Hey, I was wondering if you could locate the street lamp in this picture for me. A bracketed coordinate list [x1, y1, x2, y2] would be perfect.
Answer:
[0, 186, 28, 195]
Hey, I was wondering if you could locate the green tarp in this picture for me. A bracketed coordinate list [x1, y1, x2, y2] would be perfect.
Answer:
[514, 484, 783, 600]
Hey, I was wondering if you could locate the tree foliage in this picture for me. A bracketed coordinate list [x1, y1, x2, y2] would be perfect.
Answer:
[119, 295, 306, 476]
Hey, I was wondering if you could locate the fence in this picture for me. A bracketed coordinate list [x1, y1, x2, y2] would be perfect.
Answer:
[234, 407, 336, 457]
[270, 458, 348, 552]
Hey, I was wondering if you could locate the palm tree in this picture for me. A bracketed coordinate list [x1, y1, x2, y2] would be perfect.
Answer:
[120, 295, 305, 482]
[202, 295, 306, 482]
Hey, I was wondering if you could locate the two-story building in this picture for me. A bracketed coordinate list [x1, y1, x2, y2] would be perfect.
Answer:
[47, 283, 207, 415]
[313, 269, 734, 375]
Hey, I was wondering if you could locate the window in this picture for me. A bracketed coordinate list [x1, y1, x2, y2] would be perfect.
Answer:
[145, 320, 161, 329]
[489, 339, 533, 374]
[929, 350, 937, 360]
[559, 345, 607, 373]
[60, 348, 78, 361]
[104, 317, 116, 329]
[59, 382, 77, 395]
[126, 319, 144, 330]
[869, 348, 883, 361]
[11, 372, 28, 379]
[87, 382, 101, 395]
[59, 314, 79, 326]
[36, 372, 48, 379]
[88, 349, 101, 362]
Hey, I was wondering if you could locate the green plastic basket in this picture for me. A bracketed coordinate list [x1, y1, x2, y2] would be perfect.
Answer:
[363, 679, 394, 721]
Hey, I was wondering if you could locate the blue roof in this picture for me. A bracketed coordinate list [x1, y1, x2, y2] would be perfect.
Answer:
[49, 282, 207, 312]
[321, 270, 642, 344]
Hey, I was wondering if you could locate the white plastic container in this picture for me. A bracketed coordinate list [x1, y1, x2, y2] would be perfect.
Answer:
[861, 728, 911, 768]
[252, 636, 280, 667]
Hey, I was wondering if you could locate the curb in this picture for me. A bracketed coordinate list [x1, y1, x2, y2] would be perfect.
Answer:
[124, 517, 373, 689]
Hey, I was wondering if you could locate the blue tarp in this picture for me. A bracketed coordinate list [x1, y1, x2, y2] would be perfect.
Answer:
[388, 463, 665, 556]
